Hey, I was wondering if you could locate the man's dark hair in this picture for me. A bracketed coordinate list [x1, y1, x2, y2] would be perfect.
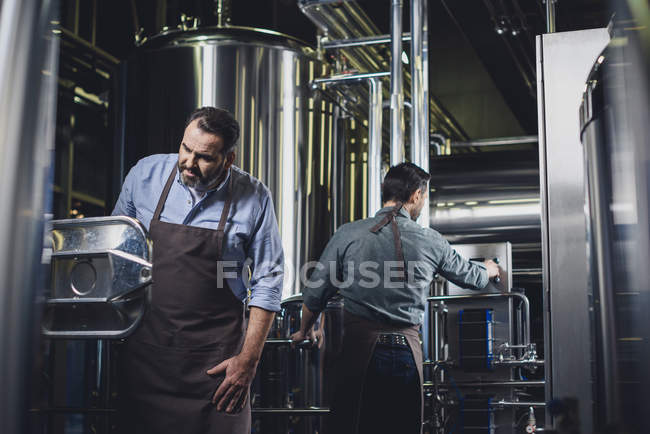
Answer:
[185, 107, 240, 154]
[381, 162, 431, 203]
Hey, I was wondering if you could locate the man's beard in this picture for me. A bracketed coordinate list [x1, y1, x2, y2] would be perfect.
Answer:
[178, 162, 225, 190]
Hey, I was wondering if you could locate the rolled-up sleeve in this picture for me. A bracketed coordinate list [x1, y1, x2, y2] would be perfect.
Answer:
[246, 190, 284, 312]
[436, 235, 489, 290]
[302, 232, 342, 313]
[111, 164, 138, 217]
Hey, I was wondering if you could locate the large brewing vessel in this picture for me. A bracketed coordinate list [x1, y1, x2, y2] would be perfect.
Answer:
[120, 26, 335, 298]
[429, 150, 541, 245]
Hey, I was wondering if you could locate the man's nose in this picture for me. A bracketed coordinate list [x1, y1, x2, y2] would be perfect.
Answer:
[186, 153, 198, 167]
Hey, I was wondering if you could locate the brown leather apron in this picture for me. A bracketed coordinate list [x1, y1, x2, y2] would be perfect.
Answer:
[117, 166, 250, 434]
[328, 204, 424, 434]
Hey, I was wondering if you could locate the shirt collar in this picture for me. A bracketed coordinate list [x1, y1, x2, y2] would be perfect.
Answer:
[176, 166, 232, 194]
[375, 205, 411, 220]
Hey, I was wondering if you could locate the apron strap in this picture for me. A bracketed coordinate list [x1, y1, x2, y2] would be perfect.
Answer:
[216, 173, 234, 261]
[369, 204, 406, 281]
[152, 166, 178, 222]
[152, 165, 234, 261]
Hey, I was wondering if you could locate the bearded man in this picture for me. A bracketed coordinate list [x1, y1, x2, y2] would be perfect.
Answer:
[112, 106, 283, 434]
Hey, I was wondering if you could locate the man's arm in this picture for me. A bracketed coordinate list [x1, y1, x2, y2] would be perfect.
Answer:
[207, 306, 274, 413]
[291, 231, 343, 344]
[207, 187, 283, 413]
[435, 232, 499, 289]
[111, 164, 138, 217]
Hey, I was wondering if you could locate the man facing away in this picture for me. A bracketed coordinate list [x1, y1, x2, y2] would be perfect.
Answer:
[112, 106, 283, 434]
[291, 162, 499, 434]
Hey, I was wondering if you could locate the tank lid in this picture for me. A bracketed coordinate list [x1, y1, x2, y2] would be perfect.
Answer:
[140, 25, 315, 55]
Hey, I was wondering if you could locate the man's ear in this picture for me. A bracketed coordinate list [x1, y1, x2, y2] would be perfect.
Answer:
[409, 188, 421, 204]
[224, 151, 236, 169]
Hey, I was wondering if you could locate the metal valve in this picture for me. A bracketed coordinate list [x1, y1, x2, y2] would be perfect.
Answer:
[525, 406, 537, 433]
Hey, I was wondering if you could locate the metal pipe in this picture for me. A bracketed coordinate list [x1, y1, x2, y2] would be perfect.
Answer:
[310, 73, 385, 218]
[430, 360, 453, 407]
[513, 268, 543, 277]
[410, 0, 427, 164]
[58, 27, 119, 64]
[368, 77, 383, 216]
[410, 0, 430, 228]
[215, 0, 231, 27]
[322, 33, 411, 49]
[91, 0, 97, 45]
[545, 0, 556, 33]
[129, 0, 141, 43]
[493, 359, 545, 367]
[390, 0, 405, 165]
[331, 105, 341, 230]
[28, 407, 117, 414]
[583, 111, 620, 424]
[251, 407, 331, 415]
[495, 400, 546, 408]
[427, 293, 531, 347]
[264, 339, 312, 346]
[451, 135, 538, 148]
[311, 71, 391, 88]
[424, 380, 545, 388]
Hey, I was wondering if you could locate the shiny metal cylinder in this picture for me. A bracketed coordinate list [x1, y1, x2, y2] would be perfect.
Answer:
[122, 26, 335, 298]
[368, 77, 383, 216]
[254, 295, 343, 432]
[429, 152, 541, 244]
[545, 0, 556, 33]
[0, 1, 59, 433]
[579, 21, 650, 431]
[390, 0, 405, 165]
[410, 0, 430, 227]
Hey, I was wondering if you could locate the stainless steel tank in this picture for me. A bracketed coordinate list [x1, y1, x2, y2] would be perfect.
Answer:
[429, 151, 541, 245]
[251, 294, 343, 433]
[121, 26, 335, 298]
[580, 29, 650, 431]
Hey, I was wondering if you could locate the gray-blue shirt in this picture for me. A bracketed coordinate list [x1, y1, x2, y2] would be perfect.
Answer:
[112, 154, 284, 312]
[303, 206, 489, 325]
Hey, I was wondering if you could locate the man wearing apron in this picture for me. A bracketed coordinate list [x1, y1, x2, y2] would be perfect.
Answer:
[112, 107, 284, 433]
[292, 163, 500, 434]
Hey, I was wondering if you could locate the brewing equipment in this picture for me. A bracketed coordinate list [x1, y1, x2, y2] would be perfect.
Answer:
[429, 151, 541, 245]
[579, 23, 650, 431]
[43, 217, 153, 338]
[536, 28, 611, 433]
[251, 295, 343, 433]
[426, 243, 544, 433]
[120, 25, 335, 299]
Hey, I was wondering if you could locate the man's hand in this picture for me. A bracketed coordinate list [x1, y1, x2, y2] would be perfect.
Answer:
[484, 259, 500, 279]
[207, 353, 258, 413]
[290, 326, 324, 349]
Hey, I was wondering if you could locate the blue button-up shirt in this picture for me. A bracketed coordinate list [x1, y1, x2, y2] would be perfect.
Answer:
[112, 154, 284, 312]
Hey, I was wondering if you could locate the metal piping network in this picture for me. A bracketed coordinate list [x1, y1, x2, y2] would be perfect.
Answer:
[410, 0, 430, 227]
[312, 72, 386, 215]
[298, 0, 469, 142]
[427, 292, 534, 355]
[390, 0, 405, 165]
